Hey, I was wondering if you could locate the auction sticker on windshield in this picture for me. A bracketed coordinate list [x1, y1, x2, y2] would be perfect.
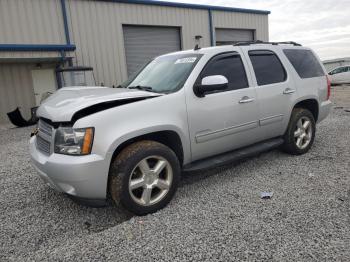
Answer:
[175, 57, 197, 64]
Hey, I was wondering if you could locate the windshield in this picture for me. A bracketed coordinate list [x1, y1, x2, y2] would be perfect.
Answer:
[121, 53, 202, 93]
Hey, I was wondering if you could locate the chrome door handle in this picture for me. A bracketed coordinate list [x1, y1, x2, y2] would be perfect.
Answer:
[239, 96, 254, 104]
[283, 88, 296, 94]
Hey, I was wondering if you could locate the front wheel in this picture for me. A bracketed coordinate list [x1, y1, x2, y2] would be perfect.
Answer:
[109, 140, 180, 215]
[282, 108, 316, 155]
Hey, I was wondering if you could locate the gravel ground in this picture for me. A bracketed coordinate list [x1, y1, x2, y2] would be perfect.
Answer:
[1, 87, 349, 261]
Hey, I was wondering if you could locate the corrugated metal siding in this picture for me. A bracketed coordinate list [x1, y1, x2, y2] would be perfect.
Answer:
[0, 64, 36, 124]
[0, 0, 269, 124]
[66, 0, 268, 87]
[66, 0, 211, 86]
[212, 10, 269, 42]
[0, 0, 66, 45]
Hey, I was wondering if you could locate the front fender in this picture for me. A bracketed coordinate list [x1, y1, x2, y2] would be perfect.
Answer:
[106, 125, 191, 164]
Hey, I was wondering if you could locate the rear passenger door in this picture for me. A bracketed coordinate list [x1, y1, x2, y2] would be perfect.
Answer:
[243, 48, 298, 139]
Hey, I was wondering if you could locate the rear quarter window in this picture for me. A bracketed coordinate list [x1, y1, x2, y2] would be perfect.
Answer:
[283, 49, 324, 78]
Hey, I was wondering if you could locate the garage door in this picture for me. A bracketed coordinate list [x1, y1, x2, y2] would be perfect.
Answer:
[216, 29, 254, 45]
[123, 26, 181, 76]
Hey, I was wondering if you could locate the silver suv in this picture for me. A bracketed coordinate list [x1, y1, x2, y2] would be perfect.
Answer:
[30, 42, 332, 215]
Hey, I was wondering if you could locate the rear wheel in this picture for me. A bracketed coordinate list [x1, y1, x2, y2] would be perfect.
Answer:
[282, 108, 316, 155]
[109, 140, 180, 215]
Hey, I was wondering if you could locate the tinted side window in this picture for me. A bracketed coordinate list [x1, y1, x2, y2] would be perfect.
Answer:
[248, 50, 287, 86]
[338, 67, 346, 73]
[340, 67, 348, 73]
[283, 49, 324, 78]
[201, 53, 248, 91]
[330, 67, 342, 75]
[329, 68, 338, 75]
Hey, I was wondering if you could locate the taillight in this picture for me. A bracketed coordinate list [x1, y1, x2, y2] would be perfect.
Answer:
[326, 75, 331, 100]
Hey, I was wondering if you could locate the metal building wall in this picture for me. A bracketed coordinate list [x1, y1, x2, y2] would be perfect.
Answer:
[65, 0, 269, 87]
[0, 64, 36, 124]
[0, 0, 269, 87]
[65, 0, 211, 87]
[0, 0, 66, 45]
[0, 0, 269, 124]
[0, 0, 69, 60]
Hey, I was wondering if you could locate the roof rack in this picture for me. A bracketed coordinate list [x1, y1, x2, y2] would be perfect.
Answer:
[233, 40, 302, 46]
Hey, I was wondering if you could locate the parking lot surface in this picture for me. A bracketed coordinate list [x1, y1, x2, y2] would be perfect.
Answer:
[0, 86, 349, 261]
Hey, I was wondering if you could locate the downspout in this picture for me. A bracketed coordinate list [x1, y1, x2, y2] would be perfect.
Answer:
[208, 9, 215, 46]
[60, 0, 73, 66]
[56, 51, 66, 89]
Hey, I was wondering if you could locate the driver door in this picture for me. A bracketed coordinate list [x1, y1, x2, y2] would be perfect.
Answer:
[185, 51, 261, 161]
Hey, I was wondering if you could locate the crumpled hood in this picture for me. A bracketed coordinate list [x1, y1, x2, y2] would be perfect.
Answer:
[37, 86, 161, 122]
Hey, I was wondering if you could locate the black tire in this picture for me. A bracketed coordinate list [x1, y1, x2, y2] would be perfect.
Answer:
[282, 108, 316, 155]
[109, 140, 180, 215]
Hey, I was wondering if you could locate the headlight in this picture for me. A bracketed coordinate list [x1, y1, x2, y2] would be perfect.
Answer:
[54, 127, 94, 155]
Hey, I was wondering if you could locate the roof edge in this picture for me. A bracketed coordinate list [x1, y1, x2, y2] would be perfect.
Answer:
[0, 44, 76, 52]
[102, 0, 271, 14]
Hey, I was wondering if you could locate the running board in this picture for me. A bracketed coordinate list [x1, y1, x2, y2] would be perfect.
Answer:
[182, 138, 284, 172]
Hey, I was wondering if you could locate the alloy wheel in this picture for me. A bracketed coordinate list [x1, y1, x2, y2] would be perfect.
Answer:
[294, 116, 313, 150]
[128, 156, 173, 206]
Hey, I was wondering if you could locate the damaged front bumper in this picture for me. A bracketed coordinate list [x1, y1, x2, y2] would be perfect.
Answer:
[29, 136, 109, 200]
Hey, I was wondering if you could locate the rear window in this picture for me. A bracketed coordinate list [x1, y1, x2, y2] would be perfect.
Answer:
[249, 50, 287, 86]
[283, 49, 324, 78]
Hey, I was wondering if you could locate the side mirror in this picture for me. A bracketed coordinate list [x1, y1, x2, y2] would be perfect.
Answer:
[194, 75, 228, 97]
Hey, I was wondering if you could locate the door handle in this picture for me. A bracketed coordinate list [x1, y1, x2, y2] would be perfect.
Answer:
[283, 88, 296, 95]
[239, 96, 254, 104]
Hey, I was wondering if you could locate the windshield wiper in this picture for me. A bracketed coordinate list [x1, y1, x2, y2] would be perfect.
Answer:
[128, 85, 153, 92]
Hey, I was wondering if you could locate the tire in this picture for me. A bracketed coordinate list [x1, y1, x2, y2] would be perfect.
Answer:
[282, 108, 316, 155]
[109, 140, 181, 215]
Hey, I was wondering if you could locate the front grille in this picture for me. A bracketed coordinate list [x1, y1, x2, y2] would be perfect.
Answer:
[38, 119, 53, 137]
[36, 135, 51, 155]
[36, 119, 53, 155]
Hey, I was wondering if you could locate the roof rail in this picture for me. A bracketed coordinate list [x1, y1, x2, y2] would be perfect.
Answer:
[234, 40, 302, 46]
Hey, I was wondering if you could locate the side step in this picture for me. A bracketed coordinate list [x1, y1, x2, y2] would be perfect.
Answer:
[182, 138, 284, 172]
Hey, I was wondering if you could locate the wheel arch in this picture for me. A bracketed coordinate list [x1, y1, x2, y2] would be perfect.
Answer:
[293, 98, 319, 122]
[109, 130, 185, 168]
